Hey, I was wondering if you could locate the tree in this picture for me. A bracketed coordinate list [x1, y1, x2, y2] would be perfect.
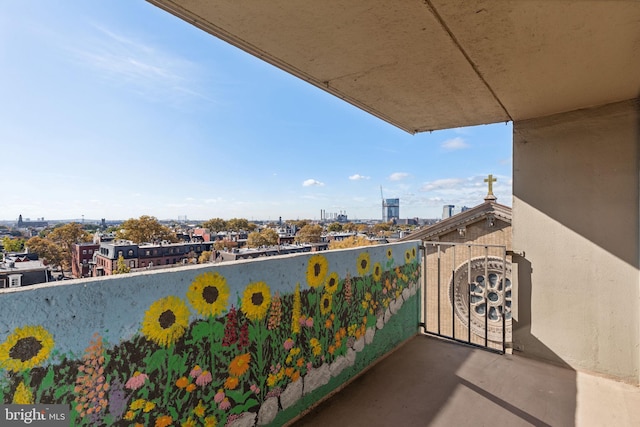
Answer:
[116, 216, 178, 244]
[202, 218, 227, 233]
[295, 224, 323, 243]
[247, 231, 265, 248]
[226, 218, 250, 232]
[260, 228, 279, 246]
[46, 223, 92, 271]
[327, 222, 343, 232]
[372, 222, 391, 235]
[342, 222, 358, 233]
[25, 236, 65, 270]
[48, 223, 92, 255]
[198, 251, 212, 264]
[289, 220, 309, 230]
[247, 228, 279, 248]
[113, 254, 131, 274]
[214, 239, 237, 252]
[329, 236, 374, 250]
[1, 236, 25, 252]
[356, 224, 370, 234]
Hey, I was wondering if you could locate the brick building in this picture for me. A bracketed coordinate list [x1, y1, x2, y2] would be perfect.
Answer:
[92, 241, 214, 276]
[71, 243, 100, 278]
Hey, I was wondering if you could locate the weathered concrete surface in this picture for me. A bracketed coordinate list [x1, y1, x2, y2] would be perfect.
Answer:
[291, 335, 640, 427]
[513, 100, 640, 384]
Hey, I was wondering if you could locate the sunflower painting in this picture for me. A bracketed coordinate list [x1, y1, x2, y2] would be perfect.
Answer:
[241, 281, 271, 321]
[187, 272, 230, 317]
[324, 272, 340, 295]
[319, 293, 333, 316]
[306, 254, 328, 288]
[0, 242, 421, 426]
[141, 296, 190, 347]
[0, 325, 54, 372]
[356, 252, 371, 276]
[373, 262, 383, 282]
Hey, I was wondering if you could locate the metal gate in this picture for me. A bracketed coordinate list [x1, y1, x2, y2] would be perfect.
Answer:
[420, 242, 511, 354]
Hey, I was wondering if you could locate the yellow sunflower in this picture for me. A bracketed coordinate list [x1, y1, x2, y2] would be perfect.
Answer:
[306, 254, 329, 288]
[411, 246, 417, 260]
[319, 293, 333, 316]
[187, 272, 230, 317]
[386, 248, 393, 259]
[141, 296, 190, 347]
[324, 272, 340, 294]
[356, 252, 371, 276]
[404, 249, 411, 263]
[241, 281, 271, 321]
[373, 262, 382, 282]
[0, 325, 54, 372]
[228, 353, 251, 377]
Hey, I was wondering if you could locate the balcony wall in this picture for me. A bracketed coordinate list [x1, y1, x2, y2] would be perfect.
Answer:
[0, 241, 420, 426]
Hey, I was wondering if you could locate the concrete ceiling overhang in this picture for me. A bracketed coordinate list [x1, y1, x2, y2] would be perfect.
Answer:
[147, 0, 640, 133]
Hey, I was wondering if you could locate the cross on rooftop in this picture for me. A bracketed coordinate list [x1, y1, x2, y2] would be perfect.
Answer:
[484, 174, 497, 195]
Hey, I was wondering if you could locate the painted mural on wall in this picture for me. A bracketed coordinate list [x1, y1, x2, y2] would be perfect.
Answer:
[0, 244, 420, 426]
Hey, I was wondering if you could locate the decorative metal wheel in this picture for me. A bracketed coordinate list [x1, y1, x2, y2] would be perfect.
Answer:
[450, 257, 511, 341]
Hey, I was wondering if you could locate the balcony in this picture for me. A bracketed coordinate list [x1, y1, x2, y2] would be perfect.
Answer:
[2, 240, 638, 426]
[0, 242, 421, 426]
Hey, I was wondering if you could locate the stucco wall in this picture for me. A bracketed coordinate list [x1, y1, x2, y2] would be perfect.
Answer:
[512, 99, 639, 384]
[0, 242, 420, 426]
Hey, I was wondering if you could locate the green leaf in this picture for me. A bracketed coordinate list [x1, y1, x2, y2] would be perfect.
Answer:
[226, 389, 253, 404]
[230, 398, 259, 414]
[168, 353, 186, 372]
[37, 367, 55, 397]
[145, 348, 168, 373]
[189, 321, 211, 342]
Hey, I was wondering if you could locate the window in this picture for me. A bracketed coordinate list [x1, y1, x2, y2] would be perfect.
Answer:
[118, 251, 123, 257]
[8, 275, 21, 288]
[83, 259, 88, 265]
[82, 250, 87, 255]
[128, 249, 134, 256]
[129, 261, 135, 268]
[146, 250, 151, 256]
[89, 249, 93, 254]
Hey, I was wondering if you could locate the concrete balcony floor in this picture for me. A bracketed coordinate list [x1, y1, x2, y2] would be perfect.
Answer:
[290, 335, 640, 427]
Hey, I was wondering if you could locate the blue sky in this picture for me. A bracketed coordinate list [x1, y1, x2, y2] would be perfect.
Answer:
[0, 1, 512, 222]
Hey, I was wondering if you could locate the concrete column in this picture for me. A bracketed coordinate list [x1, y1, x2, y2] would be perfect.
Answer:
[512, 99, 640, 384]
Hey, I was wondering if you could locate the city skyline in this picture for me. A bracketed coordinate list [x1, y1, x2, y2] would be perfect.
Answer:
[0, 1, 512, 223]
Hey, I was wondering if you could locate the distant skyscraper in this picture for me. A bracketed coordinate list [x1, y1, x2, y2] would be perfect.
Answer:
[442, 205, 455, 219]
[384, 198, 400, 222]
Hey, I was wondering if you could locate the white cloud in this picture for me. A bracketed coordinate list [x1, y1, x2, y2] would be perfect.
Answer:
[303, 179, 325, 187]
[420, 178, 464, 192]
[389, 172, 409, 181]
[441, 137, 470, 151]
[349, 174, 370, 181]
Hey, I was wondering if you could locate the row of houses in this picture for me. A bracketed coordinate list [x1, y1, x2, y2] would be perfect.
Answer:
[72, 241, 216, 277]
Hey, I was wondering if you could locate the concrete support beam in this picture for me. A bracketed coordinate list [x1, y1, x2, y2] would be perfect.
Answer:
[512, 99, 640, 384]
